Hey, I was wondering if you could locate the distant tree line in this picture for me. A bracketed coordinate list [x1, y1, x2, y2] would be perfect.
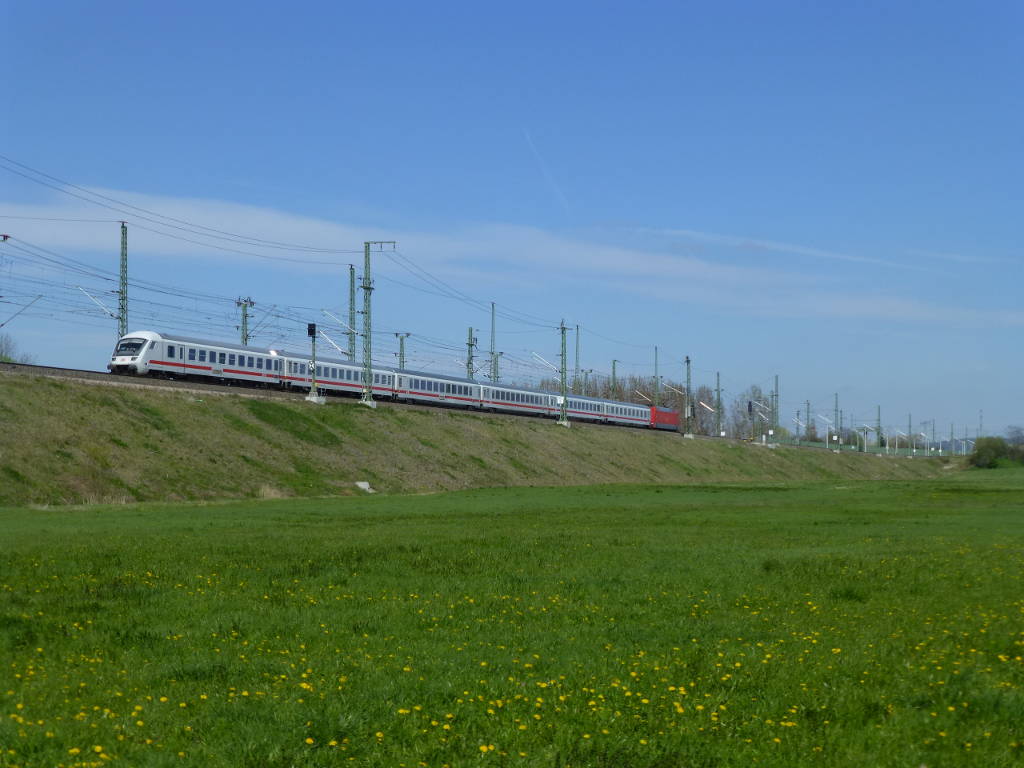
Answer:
[0, 333, 34, 364]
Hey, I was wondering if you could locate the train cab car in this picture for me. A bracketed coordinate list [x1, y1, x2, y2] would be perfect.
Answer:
[109, 331, 287, 384]
[108, 330, 162, 375]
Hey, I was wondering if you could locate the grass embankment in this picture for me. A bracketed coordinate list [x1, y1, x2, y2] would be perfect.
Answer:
[2, 470, 1023, 766]
[0, 375, 945, 506]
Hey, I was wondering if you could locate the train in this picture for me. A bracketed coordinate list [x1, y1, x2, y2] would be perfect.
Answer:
[107, 330, 681, 430]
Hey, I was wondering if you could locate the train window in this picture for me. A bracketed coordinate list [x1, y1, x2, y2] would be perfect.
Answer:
[198, 350, 207, 362]
[167, 345, 175, 359]
[115, 337, 146, 356]
[228, 354, 236, 366]
[188, 348, 196, 361]
[216, 352, 224, 364]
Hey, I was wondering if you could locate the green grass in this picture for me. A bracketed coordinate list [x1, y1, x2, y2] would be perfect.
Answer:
[2, 469, 1023, 767]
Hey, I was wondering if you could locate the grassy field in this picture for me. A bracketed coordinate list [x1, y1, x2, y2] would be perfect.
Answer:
[2, 469, 1023, 766]
[0, 374, 945, 506]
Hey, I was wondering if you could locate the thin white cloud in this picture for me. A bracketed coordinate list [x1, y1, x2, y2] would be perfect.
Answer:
[1, 188, 1019, 329]
[645, 227, 941, 274]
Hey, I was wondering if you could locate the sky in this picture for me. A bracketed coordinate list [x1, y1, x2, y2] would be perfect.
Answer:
[1, 0, 1021, 438]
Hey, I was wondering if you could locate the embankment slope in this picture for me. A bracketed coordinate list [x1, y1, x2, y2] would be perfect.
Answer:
[0, 374, 947, 506]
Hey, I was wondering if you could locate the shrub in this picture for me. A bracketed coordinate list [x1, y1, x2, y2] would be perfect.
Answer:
[969, 437, 1009, 469]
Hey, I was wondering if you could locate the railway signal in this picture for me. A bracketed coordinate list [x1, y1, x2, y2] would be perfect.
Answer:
[306, 322, 325, 404]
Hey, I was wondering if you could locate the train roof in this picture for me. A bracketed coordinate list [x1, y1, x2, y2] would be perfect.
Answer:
[140, 331, 307, 359]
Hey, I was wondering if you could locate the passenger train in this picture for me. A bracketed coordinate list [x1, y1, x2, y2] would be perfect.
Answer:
[107, 330, 681, 430]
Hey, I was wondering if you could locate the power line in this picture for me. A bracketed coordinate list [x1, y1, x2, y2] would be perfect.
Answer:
[0, 154, 362, 254]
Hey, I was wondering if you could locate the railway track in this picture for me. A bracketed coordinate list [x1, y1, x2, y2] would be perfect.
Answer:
[0, 361, 720, 437]
[0, 361, 312, 402]
[0, 362, 575, 423]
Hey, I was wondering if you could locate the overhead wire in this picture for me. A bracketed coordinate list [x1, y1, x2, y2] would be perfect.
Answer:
[0, 154, 362, 254]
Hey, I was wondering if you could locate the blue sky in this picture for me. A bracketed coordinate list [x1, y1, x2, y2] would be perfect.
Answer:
[2, 1, 1021, 437]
